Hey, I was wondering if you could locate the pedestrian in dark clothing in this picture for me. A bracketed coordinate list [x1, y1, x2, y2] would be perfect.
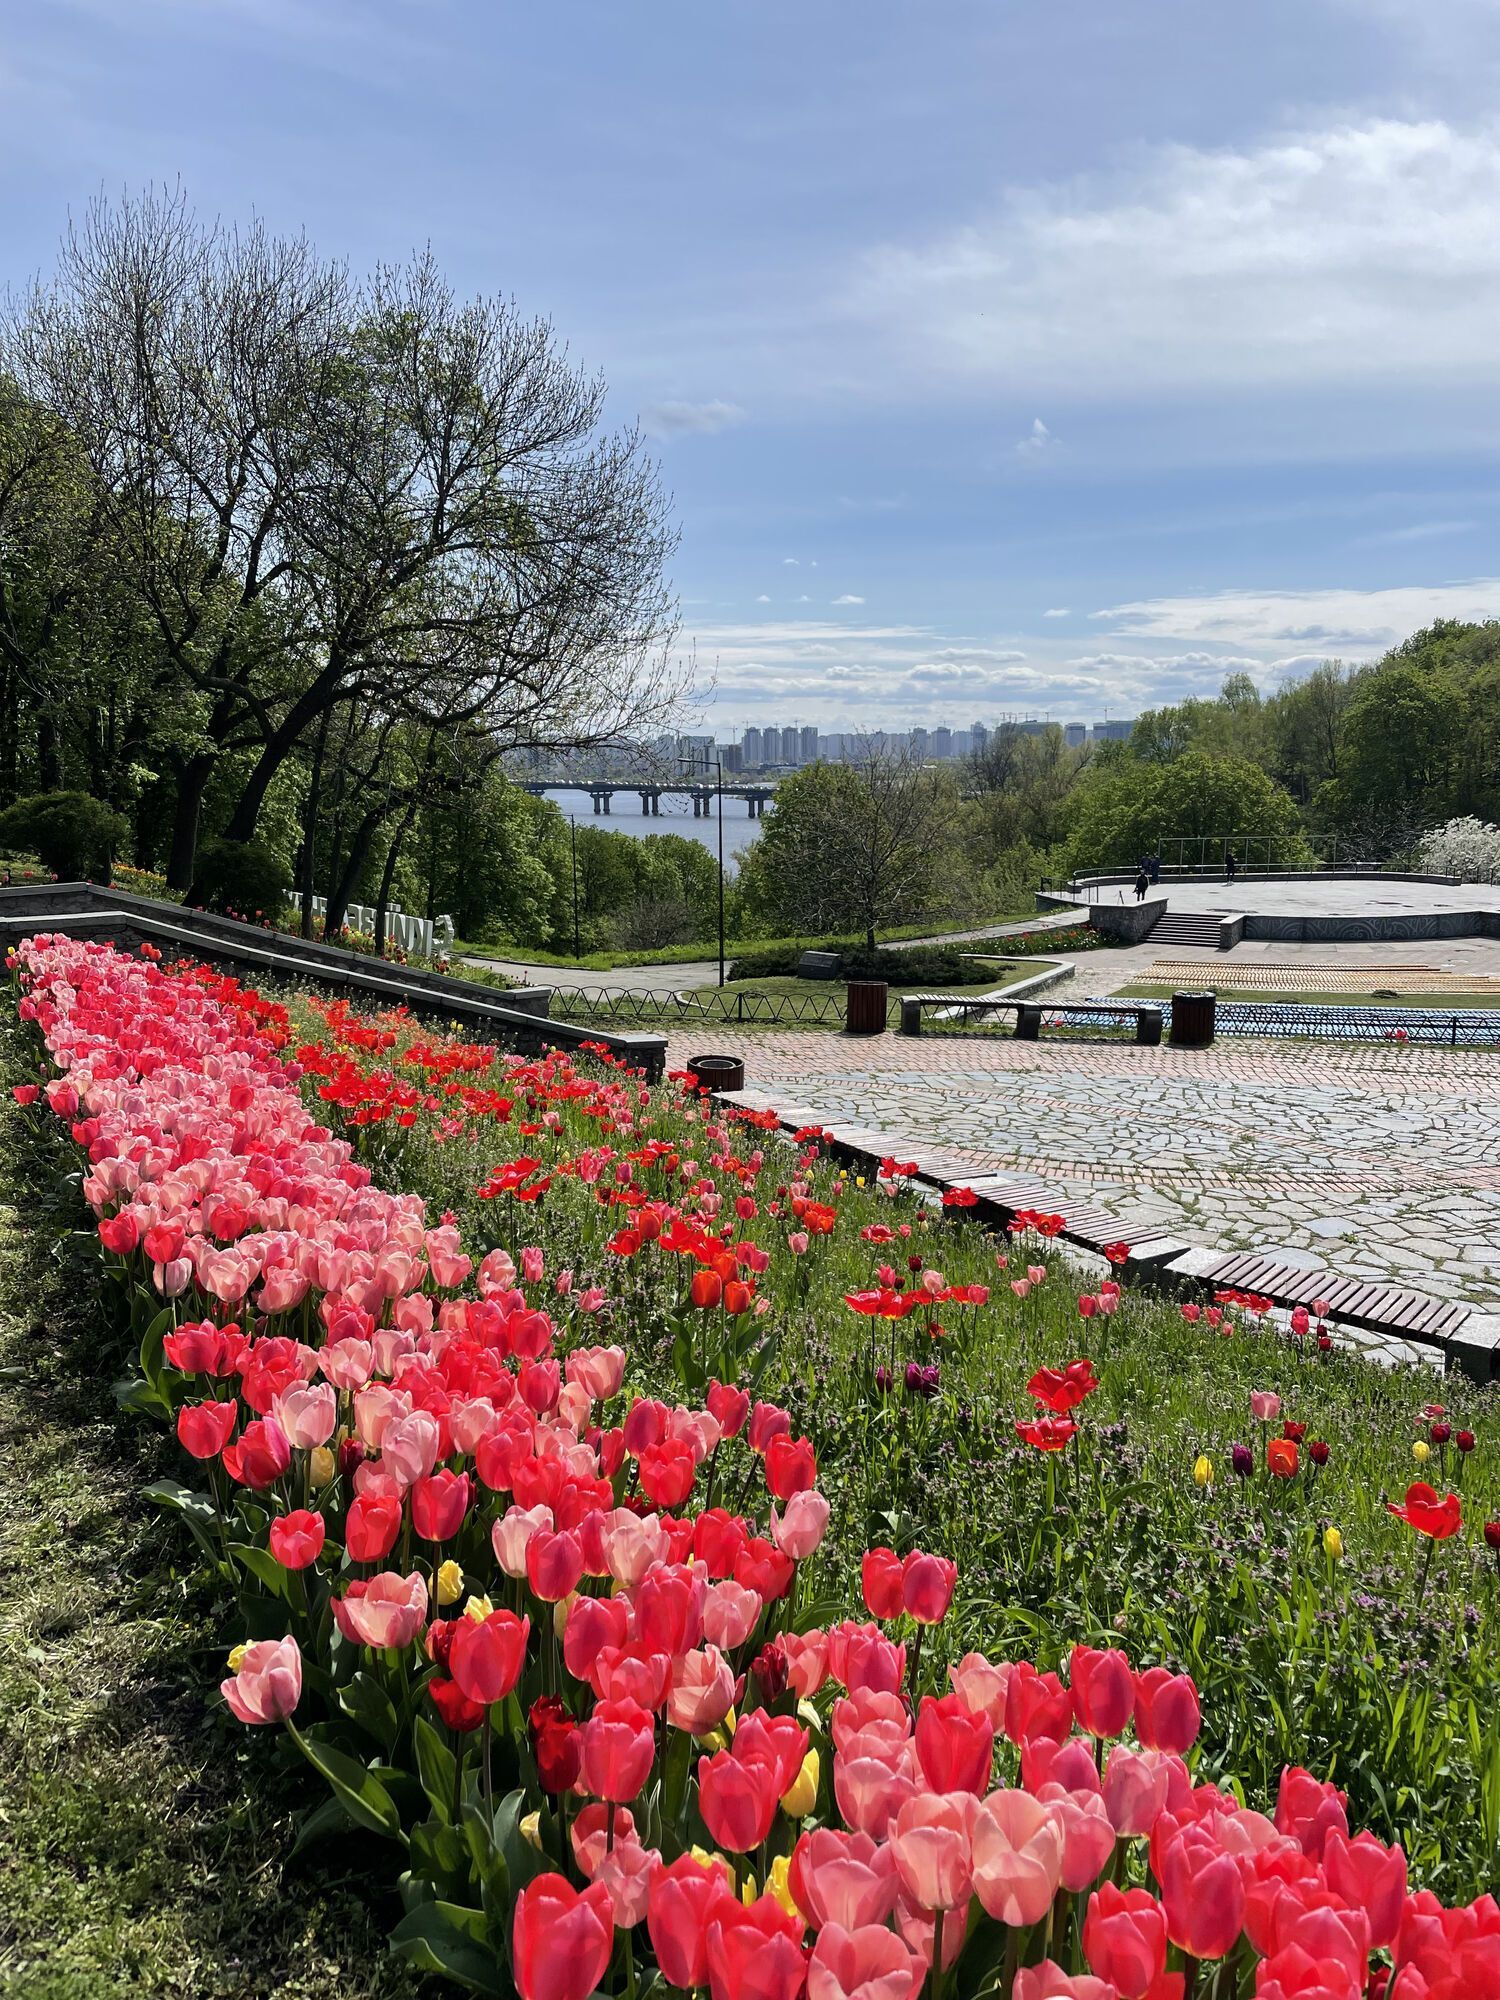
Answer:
[1133, 869, 1149, 902]
[1148, 853, 1161, 885]
[1225, 849, 1238, 882]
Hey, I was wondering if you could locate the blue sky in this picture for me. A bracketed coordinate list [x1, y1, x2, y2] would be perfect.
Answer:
[6, 0, 1500, 731]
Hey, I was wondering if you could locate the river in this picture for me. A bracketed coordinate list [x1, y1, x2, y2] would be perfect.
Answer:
[544, 788, 762, 870]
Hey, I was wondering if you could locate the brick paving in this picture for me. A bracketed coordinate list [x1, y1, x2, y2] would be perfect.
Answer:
[666, 1027, 1500, 1308]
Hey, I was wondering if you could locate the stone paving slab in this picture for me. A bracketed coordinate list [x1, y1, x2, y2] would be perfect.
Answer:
[670, 1026, 1500, 1309]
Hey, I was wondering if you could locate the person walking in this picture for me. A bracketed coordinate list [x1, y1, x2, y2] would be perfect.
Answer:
[1133, 867, 1150, 902]
[1148, 852, 1161, 885]
[1225, 848, 1238, 883]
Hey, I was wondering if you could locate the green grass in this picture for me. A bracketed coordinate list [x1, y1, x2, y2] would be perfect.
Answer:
[456, 908, 1038, 972]
[0, 1072, 421, 2000]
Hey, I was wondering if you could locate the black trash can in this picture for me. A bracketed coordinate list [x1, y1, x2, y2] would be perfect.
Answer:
[1014, 1002, 1042, 1041]
[845, 981, 889, 1035]
[1169, 991, 1216, 1048]
[1135, 1005, 1164, 1047]
[687, 1053, 746, 1094]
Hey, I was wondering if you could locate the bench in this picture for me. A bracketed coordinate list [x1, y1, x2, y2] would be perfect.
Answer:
[899, 994, 1164, 1045]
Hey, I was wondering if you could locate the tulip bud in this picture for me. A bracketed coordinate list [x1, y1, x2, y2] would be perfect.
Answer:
[309, 1445, 336, 1488]
[781, 1749, 820, 1819]
[1484, 1521, 1500, 1551]
[1193, 1455, 1213, 1488]
[1323, 1526, 1344, 1560]
[464, 1592, 495, 1622]
[1413, 1440, 1431, 1464]
[436, 1559, 464, 1607]
[520, 1811, 543, 1850]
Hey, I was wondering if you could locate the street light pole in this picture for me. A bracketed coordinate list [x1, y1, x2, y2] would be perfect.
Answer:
[570, 816, 580, 959]
[681, 753, 726, 987]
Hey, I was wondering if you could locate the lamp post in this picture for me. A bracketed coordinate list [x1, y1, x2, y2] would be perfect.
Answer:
[570, 816, 580, 959]
[681, 753, 726, 987]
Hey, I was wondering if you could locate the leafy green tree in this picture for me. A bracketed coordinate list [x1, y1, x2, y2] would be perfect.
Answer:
[1065, 752, 1309, 871]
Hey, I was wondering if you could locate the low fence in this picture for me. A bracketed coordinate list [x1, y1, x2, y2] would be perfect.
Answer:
[1212, 1001, 1500, 1046]
[545, 985, 860, 1028]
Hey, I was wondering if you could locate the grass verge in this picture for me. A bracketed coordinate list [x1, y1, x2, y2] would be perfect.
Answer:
[0, 1046, 419, 2000]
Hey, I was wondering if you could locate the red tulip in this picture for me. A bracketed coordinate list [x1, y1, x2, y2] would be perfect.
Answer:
[698, 1748, 782, 1851]
[430, 1675, 486, 1733]
[345, 1490, 403, 1563]
[914, 1693, 994, 1795]
[705, 1895, 808, 2000]
[527, 1526, 585, 1603]
[176, 1398, 238, 1460]
[1083, 1883, 1168, 1998]
[690, 1270, 723, 1309]
[410, 1468, 470, 1542]
[529, 1694, 583, 1795]
[268, 1508, 325, 1570]
[1004, 1662, 1074, 1745]
[1322, 1828, 1407, 1948]
[512, 1874, 614, 2000]
[647, 1852, 734, 1988]
[901, 1550, 956, 1625]
[861, 1547, 906, 1621]
[1275, 1768, 1349, 1859]
[450, 1609, 531, 1706]
[1070, 1644, 1134, 1738]
[222, 1416, 291, 1489]
[1158, 1823, 1245, 1959]
[1386, 1482, 1462, 1539]
[765, 1433, 817, 1499]
[582, 1695, 655, 1801]
[1132, 1668, 1200, 1754]
[706, 1380, 751, 1438]
[640, 1437, 697, 1510]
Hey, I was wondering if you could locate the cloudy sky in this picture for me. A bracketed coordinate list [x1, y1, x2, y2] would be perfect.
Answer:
[5, 0, 1500, 730]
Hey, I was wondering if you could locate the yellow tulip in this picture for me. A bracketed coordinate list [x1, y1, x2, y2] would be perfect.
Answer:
[1412, 1440, 1431, 1465]
[781, 1748, 820, 1818]
[766, 1854, 799, 1918]
[740, 1871, 758, 1906]
[227, 1642, 248, 1672]
[464, 1592, 495, 1623]
[308, 1445, 336, 1488]
[1323, 1527, 1344, 1560]
[1193, 1455, 1214, 1488]
[436, 1559, 464, 1607]
[520, 1812, 543, 1850]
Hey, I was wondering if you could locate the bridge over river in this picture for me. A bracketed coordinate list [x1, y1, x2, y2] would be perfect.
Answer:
[518, 779, 777, 818]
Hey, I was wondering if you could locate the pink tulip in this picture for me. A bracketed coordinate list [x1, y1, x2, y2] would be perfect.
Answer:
[1157, 1822, 1245, 1959]
[1250, 1390, 1282, 1422]
[332, 1570, 429, 1650]
[970, 1788, 1064, 1925]
[791, 1828, 900, 1931]
[808, 1924, 924, 2000]
[494, 1503, 555, 1578]
[948, 1652, 1011, 1729]
[582, 1697, 656, 1802]
[834, 1728, 918, 1839]
[594, 1836, 659, 1929]
[1102, 1744, 1171, 1835]
[270, 1380, 337, 1451]
[1070, 1643, 1135, 1738]
[1133, 1667, 1201, 1754]
[1013, 1966, 1117, 2000]
[221, 1634, 302, 1725]
[773, 1490, 831, 1559]
[1082, 1882, 1168, 1998]
[1321, 1829, 1407, 1948]
[512, 1874, 614, 2000]
[1036, 1784, 1115, 1892]
[666, 1646, 737, 1734]
[889, 1792, 977, 1911]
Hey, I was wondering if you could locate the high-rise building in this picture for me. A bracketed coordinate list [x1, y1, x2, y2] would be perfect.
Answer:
[1092, 719, 1134, 742]
[741, 726, 763, 768]
[764, 725, 784, 763]
[676, 733, 715, 768]
[952, 730, 972, 760]
[909, 726, 928, 762]
[972, 721, 989, 755]
[932, 726, 953, 759]
[800, 724, 819, 763]
[721, 743, 744, 774]
[1064, 722, 1087, 748]
[781, 724, 800, 765]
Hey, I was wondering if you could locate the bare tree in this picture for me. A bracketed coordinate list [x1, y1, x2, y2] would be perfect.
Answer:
[5, 190, 688, 887]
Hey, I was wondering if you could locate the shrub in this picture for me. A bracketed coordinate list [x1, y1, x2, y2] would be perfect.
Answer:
[190, 838, 292, 919]
[0, 790, 127, 881]
[728, 941, 1015, 985]
[1419, 815, 1500, 881]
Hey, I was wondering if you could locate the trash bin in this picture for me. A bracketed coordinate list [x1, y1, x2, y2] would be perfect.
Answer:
[1169, 991, 1216, 1048]
[1014, 1002, 1042, 1041]
[845, 981, 889, 1035]
[686, 1053, 745, 1094]
[1135, 1005, 1164, 1047]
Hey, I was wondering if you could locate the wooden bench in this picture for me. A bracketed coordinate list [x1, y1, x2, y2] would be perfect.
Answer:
[899, 994, 1164, 1045]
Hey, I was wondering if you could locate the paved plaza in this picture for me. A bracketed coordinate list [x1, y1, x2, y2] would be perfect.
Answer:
[665, 1024, 1500, 1308]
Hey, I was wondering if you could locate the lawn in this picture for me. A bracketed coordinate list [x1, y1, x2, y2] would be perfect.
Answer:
[5, 940, 1499, 1999]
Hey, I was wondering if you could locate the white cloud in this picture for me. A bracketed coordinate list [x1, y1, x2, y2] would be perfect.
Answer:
[783, 557, 800, 566]
[1091, 577, 1500, 652]
[1043, 608, 1071, 618]
[833, 593, 865, 605]
[1016, 417, 1056, 457]
[639, 398, 746, 439]
[755, 594, 771, 603]
[849, 119, 1500, 395]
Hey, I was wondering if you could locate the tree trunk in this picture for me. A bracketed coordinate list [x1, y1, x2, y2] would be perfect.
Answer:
[324, 803, 387, 936]
[167, 754, 215, 892]
[220, 658, 348, 844]
[299, 707, 331, 939]
[373, 799, 418, 956]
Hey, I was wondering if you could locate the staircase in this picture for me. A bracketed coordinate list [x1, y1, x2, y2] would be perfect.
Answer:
[1149, 909, 1229, 948]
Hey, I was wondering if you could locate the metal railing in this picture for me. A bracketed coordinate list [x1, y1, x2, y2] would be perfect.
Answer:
[543, 985, 866, 1028]
[1209, 1001, 1500, 1046]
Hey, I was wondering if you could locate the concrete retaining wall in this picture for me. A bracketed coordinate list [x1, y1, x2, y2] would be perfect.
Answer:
[1088, 896, 1166, 944]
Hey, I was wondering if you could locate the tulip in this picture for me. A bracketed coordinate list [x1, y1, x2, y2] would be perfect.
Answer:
[667, 1646, 737, 1736]
[948, 1652, 1010, 1728]
[177, 1398, 238, 1460]
[221, 1634, 302, 1725]
[410, 1468, 471, 1543]
[914, 1693, 994, 1795]
[450, 1609, 531, 1705]
[764, 1433, 817, 1498]
[1250, 1390, 1281, 1422]
[901, 1550, 956, 1625]
[699, 1749, 784, 1852]
[1275, 1768, 1349, 1859]
[1101, 1745, 1170, 1835]
[1157, 1823, 1245, 1959]
[1070, 1644, 1135, 1738]
[808, 1923, 924, 2000]
[889, 1792, 976, 1911]
[512, 1874, 615, 2000]
[345, 1490, 402, 1564]
[529, 1694, 584, 1795]
[1037, 1783, 1116, 1892]
[790, 1828, 899, 1931]
[970, 1788, 1064, 1925]
[1322, 1828, 1407, 1947]
[268, 1509, 325, 1570]
[1013, 1963, 1117, 2000]
[647, 1852, 734, 1988]
[582, 1696, 656, 1802]
[772, 1489, 830, 1559]
[705, 1896, 808, 2000]
[1082, 1882, 1168, 1998]
[527, 1527, 585, 1603]
[861, 1548, 906, 1621]
[1132, 1667, 1200, 1754]
[332, 1571, 429, 1650]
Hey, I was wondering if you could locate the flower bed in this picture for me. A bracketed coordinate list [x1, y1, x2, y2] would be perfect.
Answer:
[10, 934, 1500, 2000]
